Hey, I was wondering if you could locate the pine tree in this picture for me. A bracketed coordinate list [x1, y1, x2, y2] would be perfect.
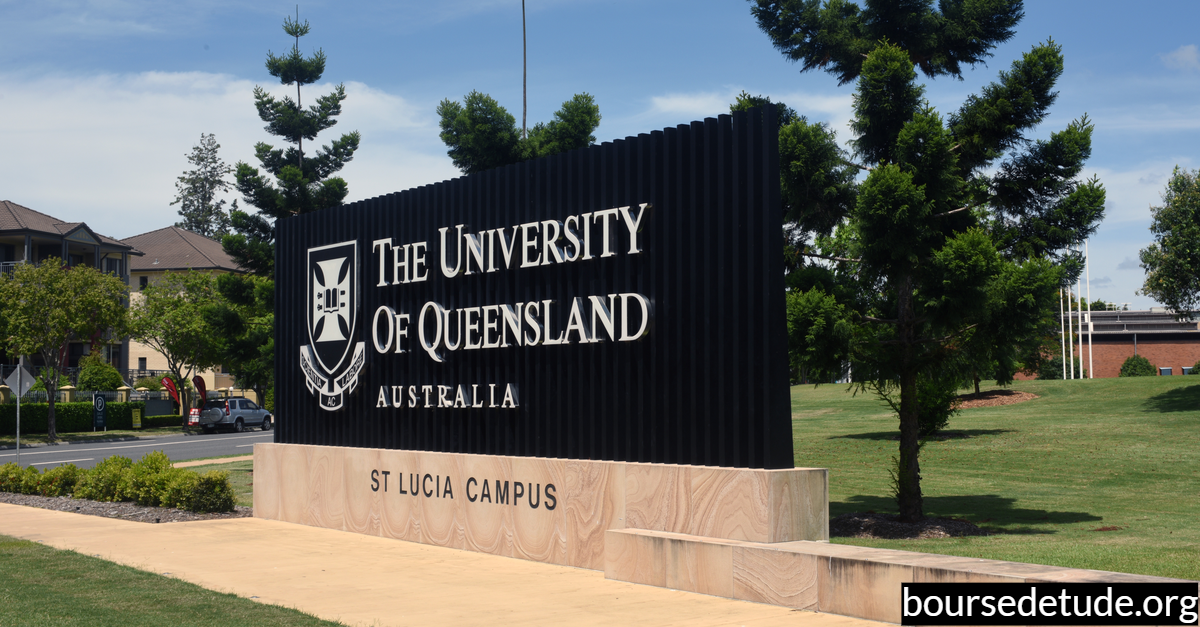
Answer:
[216, 12, 359, 413]
[437, 92, 601, 175]
[172, 133, 235, 239]
[750, 0, 1105, 521]
[223, 12, 361, 279]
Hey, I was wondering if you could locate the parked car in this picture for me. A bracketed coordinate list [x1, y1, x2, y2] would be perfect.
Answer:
[195, 398, 272, 433]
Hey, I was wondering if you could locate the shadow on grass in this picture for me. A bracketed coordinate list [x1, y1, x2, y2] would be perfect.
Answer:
[832, 494, 1102, 534]
[1143, 383, 1200, 413]
[830, 429, 1014, 441]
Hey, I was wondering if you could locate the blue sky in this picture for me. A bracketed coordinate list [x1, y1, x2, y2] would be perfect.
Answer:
[2, 0, 1197, 308]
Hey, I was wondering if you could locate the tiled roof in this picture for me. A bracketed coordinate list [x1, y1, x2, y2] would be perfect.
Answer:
[122, 226, 242, 272]
[0, 200, 135, 250]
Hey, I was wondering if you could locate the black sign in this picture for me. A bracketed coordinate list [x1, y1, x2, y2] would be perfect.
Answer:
[277, 107, 792, 469]
[93, 394, 106, 430]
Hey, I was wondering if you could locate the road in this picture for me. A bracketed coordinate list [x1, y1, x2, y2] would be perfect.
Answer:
[1, 431, 273, 470]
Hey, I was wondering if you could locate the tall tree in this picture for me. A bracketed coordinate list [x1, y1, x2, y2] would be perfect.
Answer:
[437, 92, 601, 175]
[749, 0, 1024, 85]
[216, 13, 359, 408]
[172, 133, 236, 239]
[208, 273, 275, 410]
[0, 260, 128, 441]
[223, 12, 361, 279]
[1139, 167, 1200, 316]
[128, 271, 224, 414]
[750, 0, 1105, 521]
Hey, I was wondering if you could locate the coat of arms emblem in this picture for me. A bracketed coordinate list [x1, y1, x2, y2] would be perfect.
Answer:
[301, 240, 366, 411]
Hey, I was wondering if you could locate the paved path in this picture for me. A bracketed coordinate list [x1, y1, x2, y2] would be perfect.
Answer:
[0, 431, 272, 469]
[0, 503, 883, 627]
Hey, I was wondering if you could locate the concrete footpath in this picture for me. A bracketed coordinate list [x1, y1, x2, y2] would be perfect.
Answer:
[0, 503, 884, 627]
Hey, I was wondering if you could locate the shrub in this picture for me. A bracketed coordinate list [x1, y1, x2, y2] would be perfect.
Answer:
[1119, 355, 1157, 377]
[1192, 359, 1200, 374]
[0, 463, 35, 494]
[159, 469, 199, 510]
[124, 451, 175, 506]
[917, 376, 958, 437]
[141, 415, 183, 429]
[0, 453, 240, 514]
[190, 470, 237, 513]
[37, 463, 81, 497]
[134, 376, 164, 391]
[73, 455, 133, 501]
[1036, 355, 1084, 380]
[77, 354, 126, 392]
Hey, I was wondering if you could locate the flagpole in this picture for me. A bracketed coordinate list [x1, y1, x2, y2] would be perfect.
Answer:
[1060, 288, 1067, 379]
[1067, 281, 1075, 379]
[1086, 240, 1094, 378]
[1077, 245, 1084, 378]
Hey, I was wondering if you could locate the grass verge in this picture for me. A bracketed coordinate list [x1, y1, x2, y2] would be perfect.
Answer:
[183, 460, 253, 507]
[793, 376, 1200, 580]
[0, 427, 182, 448]
[0, 534, 341, 626]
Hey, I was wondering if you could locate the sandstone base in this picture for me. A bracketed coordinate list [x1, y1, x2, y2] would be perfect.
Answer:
[604, 529, 1197, 623]
[254, 443, 1197, 623]
[253, 443, 827, 571]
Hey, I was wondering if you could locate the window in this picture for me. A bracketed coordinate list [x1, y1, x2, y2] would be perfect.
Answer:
[139, 276, 148, 290]
[244, 401, 259, 410]
[138, 357, 147, 371]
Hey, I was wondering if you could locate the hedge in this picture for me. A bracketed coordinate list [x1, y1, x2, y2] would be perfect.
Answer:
[142, 415, 183, 429]
[0, 402, 146, 435]
[0, 451, 236, 513]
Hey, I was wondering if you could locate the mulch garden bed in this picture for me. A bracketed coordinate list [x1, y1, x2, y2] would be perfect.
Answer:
[830, 511, 989, 539]
[956, 389, 1039, 409]
[0, 492, 252, 523]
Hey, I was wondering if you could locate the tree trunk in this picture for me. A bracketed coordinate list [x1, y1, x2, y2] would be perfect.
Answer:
[46, 392, 58, 442]
[895, 275, 923, 522]
[973, 370, 981, 396]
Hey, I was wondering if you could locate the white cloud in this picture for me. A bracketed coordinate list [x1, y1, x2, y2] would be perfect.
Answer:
[629, 88, 854, 151]
[1090, 159, 1196, 224]
[1161, 44, 1200, 72]
[647, 91, 736, 120]
[1091, 276, 1113, 288]
[0, 70, 458, 240]
[1116, 257, 1140, 270]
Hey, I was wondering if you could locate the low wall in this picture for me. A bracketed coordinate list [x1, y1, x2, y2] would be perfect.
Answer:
[605, 529, 1199, 623]
[254, 443, 1198, 622]
[253, 443, 827, 570]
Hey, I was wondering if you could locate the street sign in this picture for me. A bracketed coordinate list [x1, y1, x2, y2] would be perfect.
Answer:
[132, 408, 142, 429]
[93, 394, 107, 431]
[4, 367, 34, 398]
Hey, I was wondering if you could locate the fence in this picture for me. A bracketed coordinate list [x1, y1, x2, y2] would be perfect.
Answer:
[0, 364, 175, 389]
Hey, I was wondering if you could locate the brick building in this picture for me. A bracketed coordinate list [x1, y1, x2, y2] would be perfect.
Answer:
[1069, 310, 1200, 378]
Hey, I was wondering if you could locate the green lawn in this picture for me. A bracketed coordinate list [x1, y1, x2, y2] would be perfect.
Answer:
[0, 426, 181, 448]
[184, 460, 254, 507]
[0, 535, 342, 627]
[792, 376, 1200, 580]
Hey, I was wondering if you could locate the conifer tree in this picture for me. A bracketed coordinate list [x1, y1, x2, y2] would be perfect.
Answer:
[437, 92, 600, 175]
[172, 133, 235, 239]
[217, 12, 359, 411]
[749, 0, 1105, 521]
[223, 12, 361, 279]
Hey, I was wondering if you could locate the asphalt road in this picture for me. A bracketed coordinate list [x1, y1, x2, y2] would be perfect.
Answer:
[1, 431, 274, 470]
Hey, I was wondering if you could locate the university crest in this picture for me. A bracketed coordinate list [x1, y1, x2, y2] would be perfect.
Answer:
[300, 240, 366, 411]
